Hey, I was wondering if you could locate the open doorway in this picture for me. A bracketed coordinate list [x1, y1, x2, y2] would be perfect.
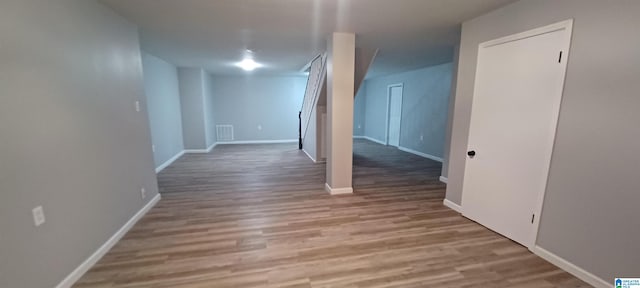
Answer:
[352, 63, 453, 193]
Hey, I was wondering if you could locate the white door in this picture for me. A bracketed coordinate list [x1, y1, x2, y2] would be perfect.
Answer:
[462, 21, 572, 248]
[387, 85, 403, 147]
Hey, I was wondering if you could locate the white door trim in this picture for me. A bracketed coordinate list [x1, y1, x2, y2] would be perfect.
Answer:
[464, 19, 573, 249]
[385, 83, 403, 146]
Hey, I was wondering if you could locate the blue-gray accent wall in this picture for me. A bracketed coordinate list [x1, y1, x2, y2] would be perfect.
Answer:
[178, 68, 209, 149]
[362, 63, 453, 158]
[0, 1, 159, 286]
[353, 88, 366, 136]
[211, 75, 307, 142]
[141, 52, 185, 168]
[203, 73, 216, 147]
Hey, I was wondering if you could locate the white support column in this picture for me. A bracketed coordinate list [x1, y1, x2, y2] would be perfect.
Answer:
[325, 32, 355, 195]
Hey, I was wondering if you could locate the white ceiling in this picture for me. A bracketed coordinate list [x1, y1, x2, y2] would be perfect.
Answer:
[100, 0, 516, 78]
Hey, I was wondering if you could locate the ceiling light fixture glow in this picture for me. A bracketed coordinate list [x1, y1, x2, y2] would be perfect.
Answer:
[235, 58, 261, 71]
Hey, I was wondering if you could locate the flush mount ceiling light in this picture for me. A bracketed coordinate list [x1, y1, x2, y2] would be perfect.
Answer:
[235, 58, 262, 71]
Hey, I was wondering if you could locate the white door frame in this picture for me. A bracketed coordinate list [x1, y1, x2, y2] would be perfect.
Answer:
[385, 83, 403, 146]
[463, 19, 573, 249]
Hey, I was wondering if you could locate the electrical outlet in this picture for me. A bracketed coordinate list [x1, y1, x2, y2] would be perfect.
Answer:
[140, 187, 146, 199]
[152, 145, 156, 153]
[257, 125, 262, 131]
[420, 135, 424, 141]
[358, 124, 361, 129]
[134, 101, 141, 112]
[32, 206, 45, 227]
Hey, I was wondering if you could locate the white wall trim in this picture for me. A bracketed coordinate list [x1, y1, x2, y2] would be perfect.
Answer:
[353, 135, 366, 139]
[183, 139, 299, 153]
[216, 139, 298, 145]
[385, 83, 404, 146]
[184, 140, 298, 151]
[443, 199, 462, 213]
[530, 20, 575, 249]
[398, 146, 443, 162]
[206, 142, 216, 152]
[325, 183, 353, 195]
[56, 194, 161, 288]
[184, 142, 216, 154]
[302, 148, 317, 162]
[439, 176, 448, 184]
[358, 136, 387, 146]
[531, 246, 608, 288]
[155, 150, 185, 173]
[184, 149, 208, 153]
[302, 148, 325, 163]
[481, 19, 574, 48]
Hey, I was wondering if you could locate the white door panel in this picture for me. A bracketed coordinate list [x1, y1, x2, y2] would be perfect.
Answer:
[462, 22, 572, 247]
[388, 86, 402, 147]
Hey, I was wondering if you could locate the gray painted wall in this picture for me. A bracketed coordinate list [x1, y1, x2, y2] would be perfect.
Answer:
[353, 88, 366, 136]
[440, 45, 459, 178]
[363, 63, 453, 158]
[446, 0, 640, 281]
[0, 1, 159, 287]
[141, 52, 184, 168]
[203, 73, 216, 147]
[178, 68, 207, 149]
[211, 75, 306, 141]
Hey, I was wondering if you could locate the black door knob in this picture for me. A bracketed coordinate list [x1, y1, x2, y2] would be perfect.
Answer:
[467, 150, 476, 157]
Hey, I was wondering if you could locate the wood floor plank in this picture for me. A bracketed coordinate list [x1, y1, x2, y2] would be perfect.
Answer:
[74, 140, 591, 287]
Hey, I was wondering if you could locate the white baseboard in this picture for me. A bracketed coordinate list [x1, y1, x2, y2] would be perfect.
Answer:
[184, 142, 216, 154]
[186, 139, 297, 151]
[353, 135, 365, 139]
[155, 150, 185, 173]
[325, 183, 353, 195]
[443, 199, 462, 213]
[216, 139, 298, 145]
[398, 146, 443, 162]
[206, 142, 216, 152]
[365, 136, 387, 145]
[183, 139, 297, 153]
[56, 193, 161, 288]
[531, 246, 608, 288]
[302, 148, 317, 162]
[439, 176, 448, 184]
[302, 148, 325, 163]
[356, 136, 386, 145]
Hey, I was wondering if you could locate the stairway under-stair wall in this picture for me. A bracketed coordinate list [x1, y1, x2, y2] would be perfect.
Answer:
[299, 45, 377, 165]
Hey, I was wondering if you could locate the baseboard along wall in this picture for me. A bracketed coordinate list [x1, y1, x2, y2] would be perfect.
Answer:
[56, 194, 161, 288]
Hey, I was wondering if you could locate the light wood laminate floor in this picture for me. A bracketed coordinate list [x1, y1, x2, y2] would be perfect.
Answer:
[75, 140, 590, 287]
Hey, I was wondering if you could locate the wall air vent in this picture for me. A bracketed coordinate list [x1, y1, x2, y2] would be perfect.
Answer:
[216, 125, 234, 142]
